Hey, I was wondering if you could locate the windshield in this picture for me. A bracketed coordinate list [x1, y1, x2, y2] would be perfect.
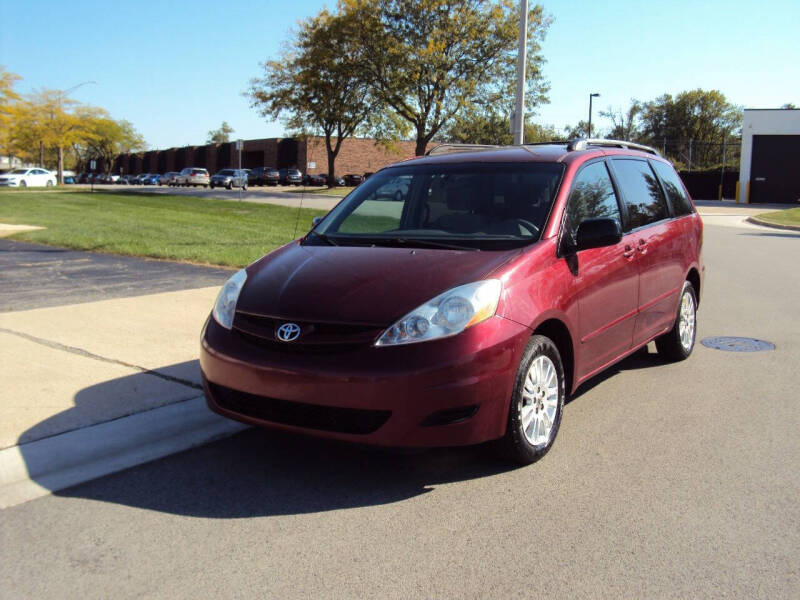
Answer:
[308, 162, 564, 250]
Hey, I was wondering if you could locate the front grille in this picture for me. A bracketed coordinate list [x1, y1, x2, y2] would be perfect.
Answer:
[209, 382, 391, 435]
[233, 312, 382, 352]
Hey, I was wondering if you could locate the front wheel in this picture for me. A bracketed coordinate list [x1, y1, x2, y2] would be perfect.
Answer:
[46, 180, 54, 187]
[20, 180, 27, 188]
[499, 335, 565, 464]
[655, 280, 697, 361]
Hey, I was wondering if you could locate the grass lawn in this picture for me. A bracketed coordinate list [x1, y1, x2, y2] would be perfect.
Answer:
[0, 189, 327, 267]
[753, 207, 800, 228]
[285, 186, 355, 197]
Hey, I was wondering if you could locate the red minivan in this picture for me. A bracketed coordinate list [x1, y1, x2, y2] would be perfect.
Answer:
[200, 140, 704, 464]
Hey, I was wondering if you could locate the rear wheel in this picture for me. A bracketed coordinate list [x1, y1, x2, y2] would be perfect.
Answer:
[46, 180, 53, 187]
[20, 180, 27, 188]
[656, 280, 697, 361]
[499, 335, 565, 464]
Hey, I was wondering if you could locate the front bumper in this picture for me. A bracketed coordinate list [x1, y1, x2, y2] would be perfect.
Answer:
[200, 315, 530, 447]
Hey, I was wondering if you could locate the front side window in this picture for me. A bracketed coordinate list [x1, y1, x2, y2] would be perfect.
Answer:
[564, 161, 621, 243]
[611, 159, 669, 230]
[310, 162, 564, 250]
[650, 160, 694, 216]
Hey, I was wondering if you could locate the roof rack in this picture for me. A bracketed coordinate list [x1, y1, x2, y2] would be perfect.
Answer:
[426, 143, 501, 156]
[566, 138, 660, 155]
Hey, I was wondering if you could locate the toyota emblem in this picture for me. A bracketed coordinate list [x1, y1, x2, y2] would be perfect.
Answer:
[276, 322, 301, 342]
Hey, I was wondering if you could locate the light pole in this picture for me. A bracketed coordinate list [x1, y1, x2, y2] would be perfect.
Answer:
[56, 81, 96, 184]
[588, 92, 600, 138]
[512, 0, 529, 145]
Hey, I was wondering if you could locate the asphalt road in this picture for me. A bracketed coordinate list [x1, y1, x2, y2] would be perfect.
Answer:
[1, 221, 799, 598]
[0, 239, 232, 311]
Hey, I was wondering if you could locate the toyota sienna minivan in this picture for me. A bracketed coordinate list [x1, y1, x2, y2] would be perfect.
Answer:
[200, 139, 704, 464]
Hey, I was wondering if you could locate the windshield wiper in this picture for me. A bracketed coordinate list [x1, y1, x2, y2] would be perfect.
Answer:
[309, 231, 339, 246]
[390, 237, 480, 251]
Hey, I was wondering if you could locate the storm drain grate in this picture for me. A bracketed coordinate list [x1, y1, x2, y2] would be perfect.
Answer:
[701, 337, 776, 352]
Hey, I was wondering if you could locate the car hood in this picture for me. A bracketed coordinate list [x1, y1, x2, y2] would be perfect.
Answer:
[236, 241, 522, 326]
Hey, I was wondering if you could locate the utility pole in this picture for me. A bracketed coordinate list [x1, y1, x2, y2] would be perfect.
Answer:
[588, 93, 600, 138]
[512, 0, 528, 145]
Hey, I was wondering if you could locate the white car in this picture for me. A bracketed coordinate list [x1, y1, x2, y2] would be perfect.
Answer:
[0, 168, 57, 187]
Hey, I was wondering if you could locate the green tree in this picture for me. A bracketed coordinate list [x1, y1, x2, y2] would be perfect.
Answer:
[248, 9, 373, 184]
[439, 110, 562, 145]
[207, 121, 234, 144]
[77, 114, 146, 173]
[563, 120, 595, 139]
[342, 0, 551, 155]
[638, 89, 742, 168]
[600, 101, 642, 141]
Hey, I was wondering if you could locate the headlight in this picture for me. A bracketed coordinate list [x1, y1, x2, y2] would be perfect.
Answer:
[211, 269, 247, 329]
[376, 280, 502, 346]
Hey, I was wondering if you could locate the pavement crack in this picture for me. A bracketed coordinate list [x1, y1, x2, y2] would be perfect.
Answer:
[0, 326, 202, 390]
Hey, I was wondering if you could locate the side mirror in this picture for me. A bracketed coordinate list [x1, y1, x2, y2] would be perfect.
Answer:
[576, 217, 622, 251]
[312, 216, 323, 228]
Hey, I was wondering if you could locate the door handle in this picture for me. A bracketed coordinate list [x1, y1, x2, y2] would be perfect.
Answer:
[637, 239, 648, 254]
[623, 245, 635, 259]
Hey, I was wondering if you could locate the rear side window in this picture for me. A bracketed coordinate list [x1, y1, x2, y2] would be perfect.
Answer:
[564, 161, 621, 242]
[650, 160, 694, 216]
[611, 159, 669, 230]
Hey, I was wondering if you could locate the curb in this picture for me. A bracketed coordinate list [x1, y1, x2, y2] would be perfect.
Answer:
[746, 216, 800, 232]
[0, 396, 248, 509]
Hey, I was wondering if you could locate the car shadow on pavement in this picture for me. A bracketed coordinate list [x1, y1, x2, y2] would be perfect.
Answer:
[53, 427, 516, 519]
[23, 348, 665, 518]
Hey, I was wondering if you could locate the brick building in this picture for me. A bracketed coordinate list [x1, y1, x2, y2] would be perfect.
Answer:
[113, 137, 417, 177]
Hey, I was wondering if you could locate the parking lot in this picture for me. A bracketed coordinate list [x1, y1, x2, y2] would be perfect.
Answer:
[74, 183, 346, 211]
[1, 213, 798, 597]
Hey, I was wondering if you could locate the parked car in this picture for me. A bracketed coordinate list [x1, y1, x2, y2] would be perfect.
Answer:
[200, 139, 704, 464]
[161, 172, 179, 186]
[0, 168, 57, 187]
[278, 168, 302, 186]
[248, 167, 279, 186]
[62, 175, 76, 184]
[374, 175, 410, 201]
[175, 167, 210, 187]
[319, 173, 345, 187]
[142, 174, 162, 185]
[210, 169, 248, 190]
[343, 174, 364, 186]
[302, 173, 326, 186]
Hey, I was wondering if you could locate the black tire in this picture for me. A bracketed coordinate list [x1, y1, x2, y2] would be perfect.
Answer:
[209, 183, 215, 189]
[46, 180, 53, 187]
[655, 280, 697, 361]
[498, 335, 566, 464]
[20, 180, 27, 188]
[226, 182, 232, 190]
[242, 183, 247, 191]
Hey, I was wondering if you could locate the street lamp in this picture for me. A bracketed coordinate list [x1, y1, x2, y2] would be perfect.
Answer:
[512, 0, 529, 145]
[55, 81, 96, 184]
[588, 92, 600, 138]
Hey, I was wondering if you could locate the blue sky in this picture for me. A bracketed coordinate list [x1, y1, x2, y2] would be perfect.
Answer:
[2, 0, 798, 150]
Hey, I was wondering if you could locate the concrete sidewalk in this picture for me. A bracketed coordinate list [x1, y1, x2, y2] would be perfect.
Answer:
[0, 286, 246, 507]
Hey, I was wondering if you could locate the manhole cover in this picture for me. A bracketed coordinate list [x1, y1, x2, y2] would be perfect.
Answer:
[701, 337, 775, 352]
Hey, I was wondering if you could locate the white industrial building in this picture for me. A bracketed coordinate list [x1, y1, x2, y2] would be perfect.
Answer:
[738, 109, 800, 204]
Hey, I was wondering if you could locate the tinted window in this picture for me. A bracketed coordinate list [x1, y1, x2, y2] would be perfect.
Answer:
[564, 161, 621, 242]
[612, 159, 669, 229]
[650, 160, 694, 216]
